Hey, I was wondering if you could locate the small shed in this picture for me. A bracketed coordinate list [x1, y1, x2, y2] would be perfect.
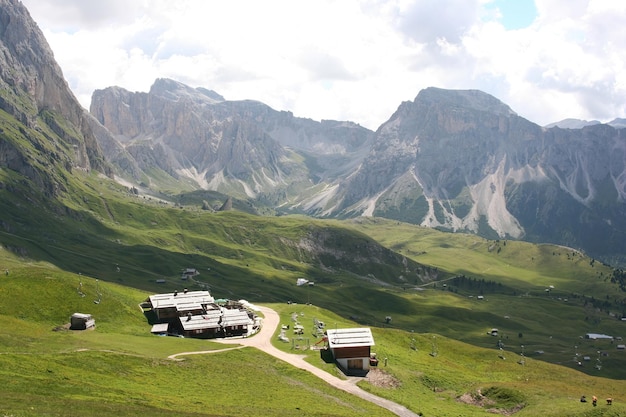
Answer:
[326, 328, 375, 375]
[70, 313, 95, 330]
[585, 333, 613, 340]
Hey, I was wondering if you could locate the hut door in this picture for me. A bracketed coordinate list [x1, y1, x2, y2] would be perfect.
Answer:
[347, 359, 363, 369]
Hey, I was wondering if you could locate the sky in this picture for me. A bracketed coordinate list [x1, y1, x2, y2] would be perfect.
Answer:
[20, 0, 626, 130]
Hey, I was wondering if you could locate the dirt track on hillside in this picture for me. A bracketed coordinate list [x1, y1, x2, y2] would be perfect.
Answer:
[170, 306, 419, 417]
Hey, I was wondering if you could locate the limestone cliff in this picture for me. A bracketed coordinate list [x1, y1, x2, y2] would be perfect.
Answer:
[91, 78, 373, 197]
[91, 79, 626, 263]
[323, 88, 626, 264]
[0, 0, 111, 195]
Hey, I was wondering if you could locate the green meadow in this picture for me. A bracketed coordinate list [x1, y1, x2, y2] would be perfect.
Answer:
[1, 170, 626, 416]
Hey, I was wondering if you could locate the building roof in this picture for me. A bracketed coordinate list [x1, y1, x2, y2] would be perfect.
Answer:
[326, 328, 375, 349]
[221, 309, 253, 327]
[586, 333, 613, 339]
[175, 301, 206, 313]
[180, 309, 222, 331]
[151, 323, 169, 333]
[149, 290, 214, 309]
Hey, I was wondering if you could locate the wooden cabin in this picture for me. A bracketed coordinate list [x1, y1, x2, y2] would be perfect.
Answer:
[326, 328, 375, 375]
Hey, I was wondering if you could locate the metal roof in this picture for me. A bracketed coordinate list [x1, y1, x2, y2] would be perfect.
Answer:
[149, 290, 214, 309]
[221, 309, 253, 327]
[326, 328, 375, 349]
[151, 323, 169, 333]
[180, 309, 222, 331]
[175, 302, 205, 312]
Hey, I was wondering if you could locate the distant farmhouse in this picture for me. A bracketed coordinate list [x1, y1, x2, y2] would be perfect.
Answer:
[142, 289, 259, 338]
[181, 268, 200, 281]
[326, 327, 376, 375]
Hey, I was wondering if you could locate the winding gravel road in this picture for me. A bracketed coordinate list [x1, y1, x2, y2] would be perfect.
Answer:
[170, 306, 419, 417]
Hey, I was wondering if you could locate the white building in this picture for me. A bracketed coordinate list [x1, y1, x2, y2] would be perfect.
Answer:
[326, 328, 375, 374]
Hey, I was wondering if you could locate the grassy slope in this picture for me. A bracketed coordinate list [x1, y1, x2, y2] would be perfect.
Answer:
[270, 304, 626, 417]
[1, 256, 625, 417]
[1, 168, 626, 415]
[0, 258, 396, 417]
[346, 218, 626, 377]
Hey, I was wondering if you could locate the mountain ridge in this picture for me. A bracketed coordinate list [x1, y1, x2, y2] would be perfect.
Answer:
[2, 0, 625, 265]
[89, 78, 626, 265]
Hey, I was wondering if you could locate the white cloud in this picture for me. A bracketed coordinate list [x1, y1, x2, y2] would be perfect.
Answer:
[20, 0, 626, 129]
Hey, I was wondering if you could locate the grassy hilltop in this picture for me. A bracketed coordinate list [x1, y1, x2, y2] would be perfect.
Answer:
[1, 169, 626, 416]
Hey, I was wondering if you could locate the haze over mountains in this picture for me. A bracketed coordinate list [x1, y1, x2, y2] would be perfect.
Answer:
[2, 0, 626, 266]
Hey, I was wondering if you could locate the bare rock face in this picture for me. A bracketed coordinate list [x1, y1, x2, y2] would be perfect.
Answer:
[91, 79, 626, 263]
[331, 88, 626, 264]
[2, 0, 624, 266]
[91, 78, 374, 196]
[0, 0, 110, 194]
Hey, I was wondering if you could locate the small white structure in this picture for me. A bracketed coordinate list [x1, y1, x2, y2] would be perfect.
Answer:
[585, 333, 613, 340]
[326, 328, 375, 374]
[151, 323, 169, 334]
[70, 313, 95, 330]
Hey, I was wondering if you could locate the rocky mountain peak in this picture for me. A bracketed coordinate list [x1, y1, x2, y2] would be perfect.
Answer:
[608, 118, 626, 129]
[0, 0, 110, 193]
[0, 0, 55, 106]
[91, 79, 375, 199]
[149, 78, 224, 104]
[414, 87, 517, 117]
[544, 118, 601, 129]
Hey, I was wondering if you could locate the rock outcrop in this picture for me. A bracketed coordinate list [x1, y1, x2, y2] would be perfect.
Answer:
[90, 78, 626, 263]
[327, 88, 626, 263]
[0, 0, 111, 195]
[91, 78, 374, 196]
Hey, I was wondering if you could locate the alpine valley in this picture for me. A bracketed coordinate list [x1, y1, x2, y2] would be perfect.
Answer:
[5, 1, 626, 416]
[90, 79, 626, 266]
[4, 0, 626, 265]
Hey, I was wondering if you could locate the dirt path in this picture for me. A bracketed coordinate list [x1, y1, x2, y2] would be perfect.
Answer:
[172, 306, 419, 417]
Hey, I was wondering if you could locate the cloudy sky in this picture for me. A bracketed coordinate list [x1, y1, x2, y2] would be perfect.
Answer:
[20, 0, 626, 130]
